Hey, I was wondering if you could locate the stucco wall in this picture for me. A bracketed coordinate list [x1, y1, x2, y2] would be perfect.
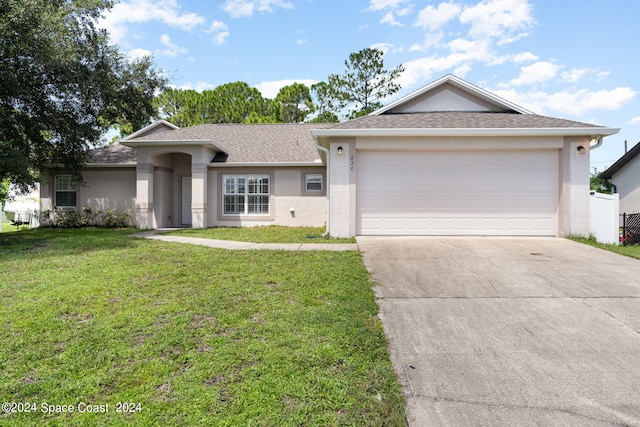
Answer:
[81, 169, 137, 214]
[207, 166, 326, 228]
[327, 134, 591, 237]
[613, 155, 640, 214]
[559, 136, 591, 236]
[40, 168, 136, 216]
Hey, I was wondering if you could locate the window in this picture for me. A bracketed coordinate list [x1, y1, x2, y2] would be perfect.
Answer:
[55, 175, 77, 207]
[305, 174, 323, 192]
[223, 174, 270, 215]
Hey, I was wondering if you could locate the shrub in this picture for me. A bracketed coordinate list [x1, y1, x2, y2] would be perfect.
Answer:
[40, 206, 133, 229]
[100, 210, 132, 228]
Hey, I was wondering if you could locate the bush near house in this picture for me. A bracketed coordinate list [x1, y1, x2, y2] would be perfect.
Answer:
[40, 206, 133, 228]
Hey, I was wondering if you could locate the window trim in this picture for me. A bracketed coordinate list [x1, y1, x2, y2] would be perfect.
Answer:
[222, 174, 271, 216]
[54, 175, 77, 207]
[305, 173, 323, 192]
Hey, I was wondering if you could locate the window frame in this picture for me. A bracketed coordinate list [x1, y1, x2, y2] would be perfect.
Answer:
[305, 173, 323, 192]
[222, 174, 270, 216]
[54, 175, 77, 207]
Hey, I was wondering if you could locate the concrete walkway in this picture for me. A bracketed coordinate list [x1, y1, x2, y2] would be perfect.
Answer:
[130, 229, 359, 251]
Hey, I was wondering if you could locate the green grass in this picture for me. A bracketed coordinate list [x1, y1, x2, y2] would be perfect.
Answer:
[0, 228, 405, 426]
[569, 235, 640, 259]
[165, 226, 357, 244]
[2, 222, 29, 233]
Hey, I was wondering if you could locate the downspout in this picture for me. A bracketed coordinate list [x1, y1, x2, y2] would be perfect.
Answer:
[589, 136, 603, 150]
[314, 137, 330, 237]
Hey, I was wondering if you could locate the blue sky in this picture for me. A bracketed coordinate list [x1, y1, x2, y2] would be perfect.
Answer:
[99, 0, 640, 171]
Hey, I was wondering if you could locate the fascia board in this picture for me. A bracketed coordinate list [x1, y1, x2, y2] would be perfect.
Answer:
[311, 127, 620, 138]
[119, 120, 180, 142]
[85, 163, 137, 168]
[123, 139, 227, 152]
[211, 162, 323, 168]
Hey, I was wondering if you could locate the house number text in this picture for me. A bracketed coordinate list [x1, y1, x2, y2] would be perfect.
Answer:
[350, 154, 355, 171]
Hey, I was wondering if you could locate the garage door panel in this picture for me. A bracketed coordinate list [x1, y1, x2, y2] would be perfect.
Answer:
[358, 151, 558, 235]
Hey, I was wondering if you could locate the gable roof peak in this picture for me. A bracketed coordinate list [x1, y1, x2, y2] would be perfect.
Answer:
[371, 74, 533, 116]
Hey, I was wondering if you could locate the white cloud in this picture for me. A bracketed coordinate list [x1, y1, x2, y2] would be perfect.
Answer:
[415, 1, 462, 31]
[176, 81, 217, 92]
[459, 0, 535, 43]
[509, 61, 559, 86]
[99, 0, 206, 44]
[158, 34, 188, 57]
[511, 51, 538, 63]
[562, 68, 589, 83]
[629, 117, 640, 125]
[127, 48, 152, 60]
[367, 0, 412, 26]
[207, 21, 230, 46]
[399, 55, 463, 88]
[254, 79, 317, 99]
[491, 87, 636, 116]
[222, 0, 293, 18]
[368, 0, 410, 11]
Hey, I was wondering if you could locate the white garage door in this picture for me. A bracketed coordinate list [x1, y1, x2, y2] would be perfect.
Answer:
[357, 151, 558, 235]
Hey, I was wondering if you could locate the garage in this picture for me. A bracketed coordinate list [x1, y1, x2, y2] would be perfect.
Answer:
[357, 150, 558, 236]
[312, 74, 620, 238]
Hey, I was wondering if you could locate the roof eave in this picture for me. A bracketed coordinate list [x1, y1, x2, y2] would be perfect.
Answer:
[212, 161, 323, 167]
[85, 162, 137, 168]
[311, 127, 620, 138]
[123, 139, 227, 152]
[600, 141, 640, 179]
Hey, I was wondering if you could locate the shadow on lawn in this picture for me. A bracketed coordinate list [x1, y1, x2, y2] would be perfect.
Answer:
[0, 228, 140, 258]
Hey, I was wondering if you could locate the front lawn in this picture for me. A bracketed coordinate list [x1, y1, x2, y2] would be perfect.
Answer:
[569, 236, 640, 259]
[0, 228, 404, 426]
[165, 226, 357, 244]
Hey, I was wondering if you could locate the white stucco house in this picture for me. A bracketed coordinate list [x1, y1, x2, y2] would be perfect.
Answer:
[39, 74, 619, 237]
[600, 140, 640, 214]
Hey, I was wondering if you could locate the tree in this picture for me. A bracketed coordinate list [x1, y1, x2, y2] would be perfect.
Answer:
[274, 83, 315, 123]
[154, 88, 209, 128]
[0, 0, 167, 185]
[328, 48, 404, 119]
[209, 82, 268, 123]
[592, 168, 613, 194]
[310, 82, 340, 123]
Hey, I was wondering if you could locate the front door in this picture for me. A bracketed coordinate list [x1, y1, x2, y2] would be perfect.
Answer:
[181, 176, 192, 225]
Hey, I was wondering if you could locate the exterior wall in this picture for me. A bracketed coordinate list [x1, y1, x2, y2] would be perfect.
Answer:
[559, 136, 591, 236]
[327, 134, 592, 237]
[39, 168, 136, 217]
[612, 155, 640, 214]
[208, 166, 326, 228]
[328, 138, 357, 238]
[135, 145, 215, 229]
[81, 169, 136, 214]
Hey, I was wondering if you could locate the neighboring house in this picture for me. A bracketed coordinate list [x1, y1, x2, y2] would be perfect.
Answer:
[40, 74, 619, 237]
[600, 140, 640, 214]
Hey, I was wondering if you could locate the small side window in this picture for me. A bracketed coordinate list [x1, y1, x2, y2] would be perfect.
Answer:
[55, 175, 77, 207]
[305, 174, 323, 192]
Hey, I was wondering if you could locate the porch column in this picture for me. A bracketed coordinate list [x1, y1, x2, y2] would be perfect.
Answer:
[191, 162, 208, 228]
[135, 162, 155, 229]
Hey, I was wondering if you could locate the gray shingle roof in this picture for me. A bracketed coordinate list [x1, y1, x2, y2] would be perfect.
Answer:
[88, 143, 137, 164]
[129, 123, 332, 164]
[328, 112, 603, 130]
[600, 140, 640, 179]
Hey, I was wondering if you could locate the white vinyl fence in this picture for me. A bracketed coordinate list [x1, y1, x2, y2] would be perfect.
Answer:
[589, 191, 619, 244]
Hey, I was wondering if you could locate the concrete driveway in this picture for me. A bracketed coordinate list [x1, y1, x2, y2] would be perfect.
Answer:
[357, 237, 640, 426]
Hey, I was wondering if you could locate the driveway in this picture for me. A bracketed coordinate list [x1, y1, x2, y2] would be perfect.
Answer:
[357, 237, 640, 426]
